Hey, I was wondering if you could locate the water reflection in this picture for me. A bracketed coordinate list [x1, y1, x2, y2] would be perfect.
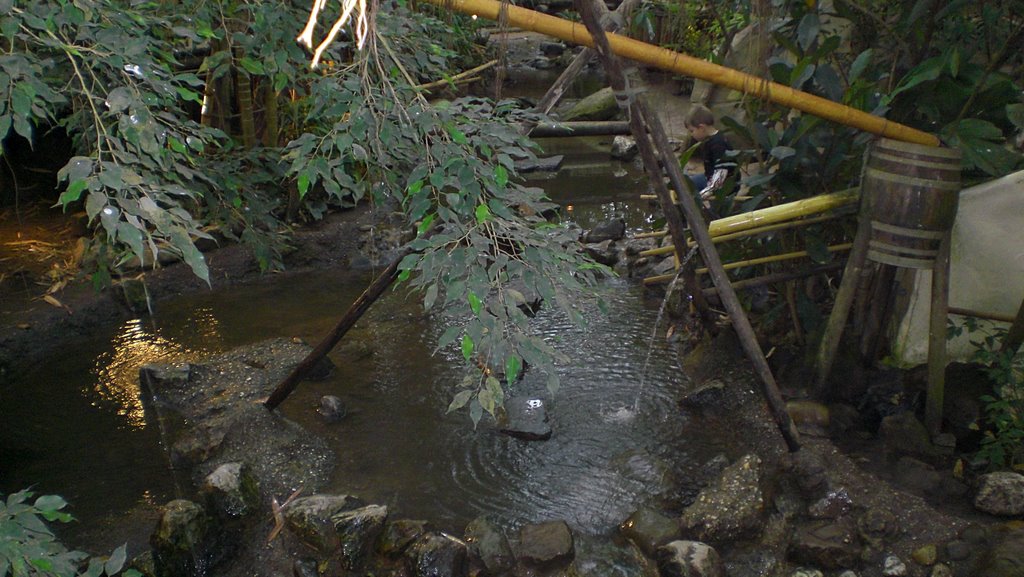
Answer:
[91, 308, 223, 428]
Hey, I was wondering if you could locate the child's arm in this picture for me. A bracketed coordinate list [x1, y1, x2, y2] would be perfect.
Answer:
[699, 169, 730, 199]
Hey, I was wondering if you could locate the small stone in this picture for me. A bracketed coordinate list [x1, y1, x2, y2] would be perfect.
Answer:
[882, 554, 907, 576]
[929, 563, 953, 577]
[318, 395, 347, 422]
[944, 539, 970, 561]
[837, 571, 859, 577]
[973, 471, 1024, 516]
[790, 569, 824, 577]
[911, 544, 937, 566]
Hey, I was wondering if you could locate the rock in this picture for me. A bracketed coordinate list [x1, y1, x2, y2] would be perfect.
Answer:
[583, 218, 626, 243]
[284, 494, 362, 552]
[464, 516, 514, 575]
[515, 155, 564, 173]
[787, 449, 830, 499]
[292, 558, 318, 577]
[837, 571, 859, 577]
[139, 363, 192, 392]
[893, 457, 943, 495]
[807, 488, 853, 520]
[680, 379, 727, 410]
[317, 395, 347, 422]
[517, 520, 575, 568]
[679, 454, 766, 544]
[878, 412, 936, 461]
[563, 87, 619, 122]
[912, 544, 938, 566]
[498, 397, 552, 441]
[857, 507, 900, 549]
[150, 500, 215, 577]
[584, 239, 618, 266]
[944, 539, 970, 561]
[199, 462, 259, 521]
[610, 136, 638, 161]
[972, 523, 1024, 577]
[332, 504, 388, 570]
[656, 540, 725, 577]
[405, 532, 469, 577]
[930, 563, 953, 577]
[539, 41, 565, 56]
[882, 554, 907, 576]
[790, 570, 824, 577]
[380, 519, 431, 557]
[788, 518, 861, 570]
[620, 508, 680, 557]
[973, 471, 1024, 516]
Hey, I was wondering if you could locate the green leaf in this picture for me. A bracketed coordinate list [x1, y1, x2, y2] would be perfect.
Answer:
[239, 57, 265, 75]
[505, 355, 521, 383]
[59, 179, 88, 206]
[447, 390, 473, 413]
[475, 203, 490, 224]
[105, 544, 127, 575]
[478, 388, 495, 415]
[169, 136, 186, 153]
[796, 13, 820, 52]
[494, 164, 508, 187]
[804, 234, 832, 264]
[297, 172, 310, 197]
[461, 334, 474, 361]
[175, 86, 202, 104]
[437, 325, 461, 350]
[32, 495, 67, 513]
[849, 49, 873, 82]
[1007, 103, 1024, 130]
[468, 291, 482, 315]
[447, 125, 468, 145]
[417, 213, 434, 235]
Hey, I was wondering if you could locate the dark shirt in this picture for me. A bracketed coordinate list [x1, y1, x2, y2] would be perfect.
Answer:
[701, 131, 736, 180]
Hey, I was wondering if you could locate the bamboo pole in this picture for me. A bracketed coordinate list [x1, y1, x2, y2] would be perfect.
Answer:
[700, 263, 844, 297]
[528, 121, 632, 137]
[950, 306, 1019, 325]
[640, 212, 848, 257]
[415, 59, 498, 92]
[574, 0, 800, 451]
[708, 189, 859, 237]
[644, 243, 853, 284]
[422, 0, 940, 146]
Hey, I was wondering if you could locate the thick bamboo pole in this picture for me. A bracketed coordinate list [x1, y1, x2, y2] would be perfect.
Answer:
[709, 189, 859, 237]
[643, 243, 853, 284]
[640, 212, 847, 257]
[424, 0, 940, 147]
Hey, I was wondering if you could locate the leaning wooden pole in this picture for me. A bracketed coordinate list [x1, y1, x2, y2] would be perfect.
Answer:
[423, 0, 939, 146]
[576, 0, 801, 451]
[1000, 296, 1024, 355]
[264, 240, 419, 410]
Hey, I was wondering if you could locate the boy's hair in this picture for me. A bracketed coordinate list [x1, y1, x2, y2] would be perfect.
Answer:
[685, 104, 716, 128]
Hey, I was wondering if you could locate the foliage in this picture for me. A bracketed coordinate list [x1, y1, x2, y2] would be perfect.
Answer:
[0, 490, 139, 577]
[630, 0, 748, 61]
[948, 317, 1024, 472]
[286, 53, 607, 423]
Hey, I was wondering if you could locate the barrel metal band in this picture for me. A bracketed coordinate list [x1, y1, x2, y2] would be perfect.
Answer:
[868, 239, 939, 257]
[869, 151, 963, 172]
[865, 167, 962, 191]
[870, 220, 947, 239]
[867, 250, 936, 269]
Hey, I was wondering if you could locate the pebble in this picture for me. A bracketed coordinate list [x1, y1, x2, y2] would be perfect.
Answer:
[882, 554, 907, 576]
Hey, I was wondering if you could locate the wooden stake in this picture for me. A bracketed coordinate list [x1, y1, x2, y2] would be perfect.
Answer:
[576, 0, 800, 451]
[925, 234, 951, 436]
[999, 297, 1024, 354]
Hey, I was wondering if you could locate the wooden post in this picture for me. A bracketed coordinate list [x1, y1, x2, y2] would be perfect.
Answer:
[576, 0, 800, 452]
[925, 234, 951, 436]
[1000, 296, 1024, 355]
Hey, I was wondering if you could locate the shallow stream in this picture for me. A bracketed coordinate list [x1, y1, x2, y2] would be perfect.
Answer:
[0, 137, 740, 550]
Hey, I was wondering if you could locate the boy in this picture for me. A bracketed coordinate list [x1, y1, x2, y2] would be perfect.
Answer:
[684, 105, 737, 204]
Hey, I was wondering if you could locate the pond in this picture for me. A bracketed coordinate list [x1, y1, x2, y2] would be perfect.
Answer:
[0, 136, 740, 552]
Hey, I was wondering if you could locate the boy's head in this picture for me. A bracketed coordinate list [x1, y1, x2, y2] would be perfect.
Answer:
[684, 105, 717, 141]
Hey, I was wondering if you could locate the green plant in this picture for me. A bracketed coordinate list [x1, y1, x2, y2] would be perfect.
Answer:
[948, 317, 1024, 472]
[0, 490, 139, 577]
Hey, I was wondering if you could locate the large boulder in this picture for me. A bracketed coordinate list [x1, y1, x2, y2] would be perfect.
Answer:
[333, 504, 389, 570]
[498, 397, 552, 441]
[150, 500, 216, 577]
[199, 462, 259, 522]
[379, 519, 431, 557]
[465, 516, 514, 575]
[878, 412, 936, 461]
[283, 494, 363, 552]
[405, 532, 469, 577]
[787, 518, 862, 570]
[974, 471, 1024, 516]
[620, 508, 680, 557]
[656, 540, 726, 577]
[679, 454, 766, 544]
[517, 520, 575, 569]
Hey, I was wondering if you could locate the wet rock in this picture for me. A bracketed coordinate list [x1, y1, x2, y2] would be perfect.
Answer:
[498, 397, 551, 441]
[787, 449, 830, 499]
[539, 41, 565, 57]
[317, 395, 347, 422]
[405, 532, 469, 577]
[944, 539, 970, 561]
[583, 218, 626, 243]
[973, 471, 1024, 516]
[656, 540, 725, 577]
[680, 454, 765, 544]
[620, 508, 680, 557]
[283, 494, 362, 552]
[972, 524, 1024, 577]
[679, 379, 726, 410]
[790, 569, 824, 577]
[912, 544, 938, 566]
[151, 499, 215, 577]
[380, 519, 431, 557]
[584, 239, 619, 266]
[837, 570, 858, 577]
[292, 558, 318, 577]
[807, 488, 853, 520]
[333, 504, 388, 570]
[465, 516, 514, 575]
[140, 362, 192, 392]
[879, 411, 936, 461]
[127, 550, 156, 577]
[611, 136, 638, 161]
[787, 518, 861, 570]
[199, 462, 259, 522]
[893, 456, 943, 495]
[930, 563, 953, 577]
[882, 554, 907, 576]
[562, 87, 618, 122]
[515, 155, 564, 173]
[857, 507, 900, 549]
[517, 520, 575, 568]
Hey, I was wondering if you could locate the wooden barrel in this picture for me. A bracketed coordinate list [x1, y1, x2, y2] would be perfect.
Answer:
[865, 138, 961, 269]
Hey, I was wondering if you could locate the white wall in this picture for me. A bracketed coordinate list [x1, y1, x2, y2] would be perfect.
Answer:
[890, 170, 1024, 365]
